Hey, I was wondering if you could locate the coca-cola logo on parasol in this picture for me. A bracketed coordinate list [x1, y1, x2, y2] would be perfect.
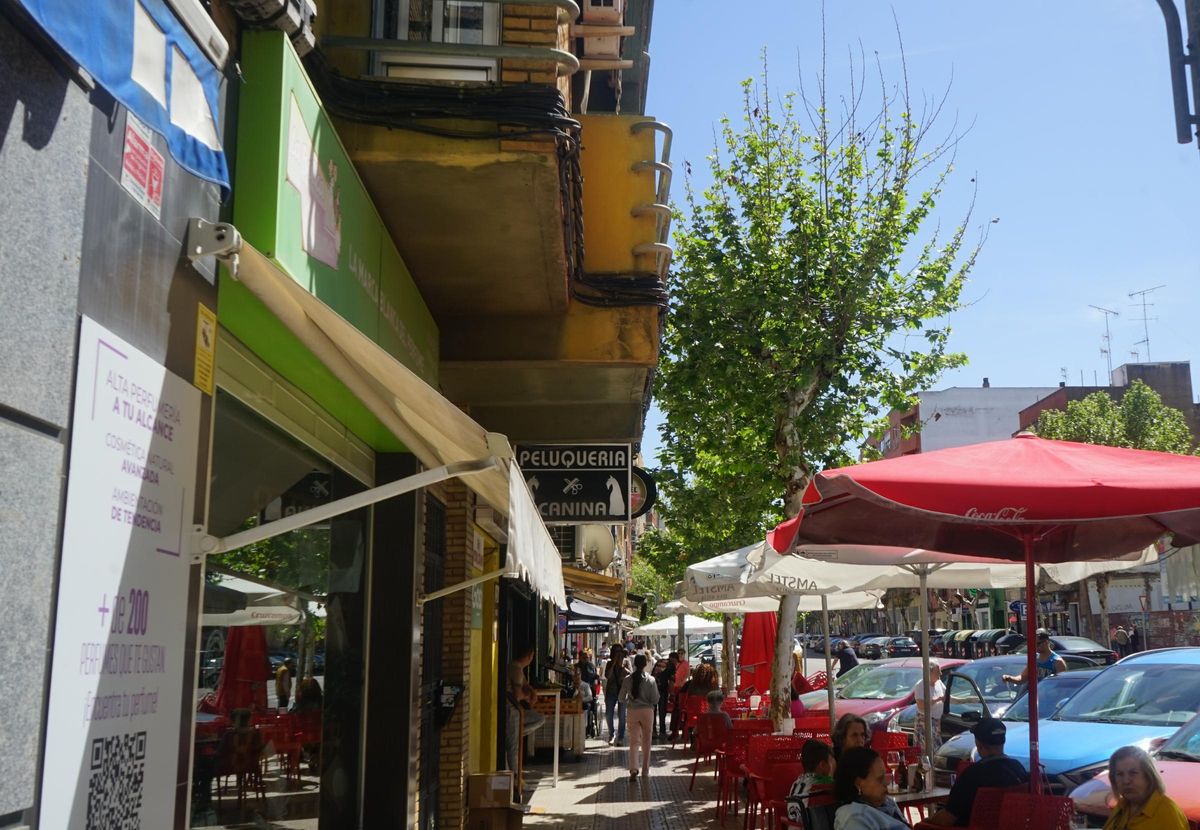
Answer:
[964, 506, 1029, 521]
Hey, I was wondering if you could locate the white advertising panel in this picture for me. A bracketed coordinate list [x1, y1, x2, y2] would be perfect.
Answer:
[40, 316, 201, 829]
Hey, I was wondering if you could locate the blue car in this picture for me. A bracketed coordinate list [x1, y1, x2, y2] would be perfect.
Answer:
[934, 648, 1200, 793]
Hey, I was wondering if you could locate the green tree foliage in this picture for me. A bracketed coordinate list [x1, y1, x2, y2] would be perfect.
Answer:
[630, 554, 680, 620]
[1032, 380, 1196, 642]
[1033, 380, 1196, 454]
[657, 64, 977, 527]
[651, 54, 980, 720]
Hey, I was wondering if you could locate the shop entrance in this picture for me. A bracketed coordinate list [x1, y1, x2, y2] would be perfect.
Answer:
[190, 392, 368, 829]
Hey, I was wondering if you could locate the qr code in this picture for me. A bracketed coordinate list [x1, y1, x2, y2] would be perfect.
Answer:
[86, 731, 146, 830]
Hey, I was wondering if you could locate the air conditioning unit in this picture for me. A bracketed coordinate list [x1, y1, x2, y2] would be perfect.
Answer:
[582, 0, 623, 24]
[577, 524, 616, 570]
[580, 0, 625, 59]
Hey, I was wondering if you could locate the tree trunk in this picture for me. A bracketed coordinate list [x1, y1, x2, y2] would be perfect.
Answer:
[769, 594, 801, 728]
[721, 614, 736, 691]
[1076, 578, 1094, 639]
[1095, 574, 1111, 651]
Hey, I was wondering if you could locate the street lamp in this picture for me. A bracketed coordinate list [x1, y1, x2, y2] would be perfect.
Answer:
[1153, 0, 1200, 148]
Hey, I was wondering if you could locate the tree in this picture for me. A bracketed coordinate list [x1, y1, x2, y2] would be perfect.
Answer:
[1033, 381, 1197, 640]
[654, 53, 980, 724]
[1034, 380, 1195, 454]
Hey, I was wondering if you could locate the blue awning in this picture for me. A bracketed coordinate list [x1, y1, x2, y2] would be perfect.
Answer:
[17, 0, 229, 192]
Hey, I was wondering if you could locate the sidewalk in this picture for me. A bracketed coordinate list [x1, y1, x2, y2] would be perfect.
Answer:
[522, 735, 726, 829]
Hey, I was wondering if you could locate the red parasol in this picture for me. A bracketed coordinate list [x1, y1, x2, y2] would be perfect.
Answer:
[213, 626, 271, 715]
[774, 434, 1200, 790]
[737, 611, 778, 695]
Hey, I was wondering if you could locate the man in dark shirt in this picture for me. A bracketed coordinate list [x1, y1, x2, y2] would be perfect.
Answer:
[836, 640, 859, 677]
[925, 717, 1029, 827]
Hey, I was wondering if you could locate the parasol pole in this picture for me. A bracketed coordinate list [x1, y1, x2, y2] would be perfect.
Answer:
[823, 594, 835, 734]
[919, 567, 934, 776]
[1024, 533, 1041, 794]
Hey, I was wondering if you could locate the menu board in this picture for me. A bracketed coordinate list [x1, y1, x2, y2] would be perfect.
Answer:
[40, 316, 201, 829]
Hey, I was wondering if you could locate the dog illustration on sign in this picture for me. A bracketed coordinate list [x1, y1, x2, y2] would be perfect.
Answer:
[606, 476, 625, 517]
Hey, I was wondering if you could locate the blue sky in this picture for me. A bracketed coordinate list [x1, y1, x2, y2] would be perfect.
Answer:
[640, 1, 1198, 465]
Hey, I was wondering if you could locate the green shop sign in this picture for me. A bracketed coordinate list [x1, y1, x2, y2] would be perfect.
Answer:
[225, 30, 438, 451]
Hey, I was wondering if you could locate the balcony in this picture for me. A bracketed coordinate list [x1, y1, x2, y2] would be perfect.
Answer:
[311, 0, 667, 443]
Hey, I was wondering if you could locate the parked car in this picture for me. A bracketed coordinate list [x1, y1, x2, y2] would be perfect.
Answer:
[888, 654, 1099, 740]
[798, 656, 966, 733]
[1013, 635, 1119, 665]
[882, 637, 920, 658]
[849, 632, 888, 647]
[1072, 709, 1200, 827]
[935, 648, 1200, 793]
[930, 669, 1101, 786]
[906, 629, 950, 651]
[859, 636, 893, 660]
[995, 631, 1026, 654]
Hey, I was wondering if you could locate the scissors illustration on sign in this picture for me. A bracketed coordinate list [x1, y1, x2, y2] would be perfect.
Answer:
[562, 478, 583, 495]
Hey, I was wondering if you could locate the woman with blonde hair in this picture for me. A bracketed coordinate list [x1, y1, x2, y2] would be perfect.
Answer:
[1103, 745, 1186, 830]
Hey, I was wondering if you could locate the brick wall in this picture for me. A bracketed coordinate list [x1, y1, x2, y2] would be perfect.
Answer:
[500, 4, 570, 153]
[438, 479, 480, 830]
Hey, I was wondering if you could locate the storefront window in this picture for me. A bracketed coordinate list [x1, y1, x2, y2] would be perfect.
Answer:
[190, 393, 367, 829]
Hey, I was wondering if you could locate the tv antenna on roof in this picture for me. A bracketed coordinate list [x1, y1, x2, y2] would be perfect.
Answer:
[1089, 305, 1120, 382]
[1128, 284, 1165, 362]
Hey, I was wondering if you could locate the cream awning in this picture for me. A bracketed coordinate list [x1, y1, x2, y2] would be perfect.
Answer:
[187, 219, 567, 607]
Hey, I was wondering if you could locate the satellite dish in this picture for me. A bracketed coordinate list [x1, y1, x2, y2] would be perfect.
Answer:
[578, 524, 616, 570]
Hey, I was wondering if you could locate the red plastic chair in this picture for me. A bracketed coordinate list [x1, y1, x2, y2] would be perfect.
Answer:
[1001, 792, 1075, 830]
[807, 671, 829, 690]
[744, 735, 807, 829]
[962, 785, 1028, 830]
[716, 739, 749, 820]
[715, 720, 773, 819]
[749, 760, 805, 830]
[690, 712, 730, 790]
[671, 694, 693, 748]
[681, 693, 707, 746]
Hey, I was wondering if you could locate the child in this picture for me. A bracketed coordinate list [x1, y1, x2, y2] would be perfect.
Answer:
[786, 739, 836, 827]
[705, 689, 733, 731]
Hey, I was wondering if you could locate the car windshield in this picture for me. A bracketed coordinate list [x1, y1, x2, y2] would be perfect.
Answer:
[1053, 637, 1107, 651]
[839, 666, 922, 700]
[1157, 712, 1200, 760]
[1056, 664, 1200, 726]
[951, 660, 1025, 704]
[1004, 676, 1091, 722]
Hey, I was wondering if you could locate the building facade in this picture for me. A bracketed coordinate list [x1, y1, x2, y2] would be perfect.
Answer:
[0, 1, 665, 828]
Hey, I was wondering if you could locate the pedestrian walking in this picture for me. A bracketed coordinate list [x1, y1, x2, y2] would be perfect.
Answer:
[654, 652, 676, 738]
[275, 658, 294, 710]
[1114, 626, 1130, 657]
[836, 640, 860, 677]
[1128, 622, 1142, 653]
[603, 644, 629, 745]
[619, 653, 659, 780]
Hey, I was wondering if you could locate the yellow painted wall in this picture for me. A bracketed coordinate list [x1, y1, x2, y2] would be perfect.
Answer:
[578, 115, 659, 274]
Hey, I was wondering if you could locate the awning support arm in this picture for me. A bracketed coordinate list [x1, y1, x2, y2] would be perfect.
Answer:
[192, 457, 500, 559]
[417, 565, 516, 606]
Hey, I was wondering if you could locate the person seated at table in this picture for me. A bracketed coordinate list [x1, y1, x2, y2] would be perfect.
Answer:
[833, 746, 911, 830]
[294, 675, 323, 713]
[832, 713, 870, 760]
[787, 739, 837, 826]
[923, 717, 1028, 827]
[704, 689, 733, 730]
[690, 663, 719, 697]
[1101, 745, 1188, 830]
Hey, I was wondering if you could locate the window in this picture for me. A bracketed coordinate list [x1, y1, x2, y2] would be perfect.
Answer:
[375, 0, 500, 82]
